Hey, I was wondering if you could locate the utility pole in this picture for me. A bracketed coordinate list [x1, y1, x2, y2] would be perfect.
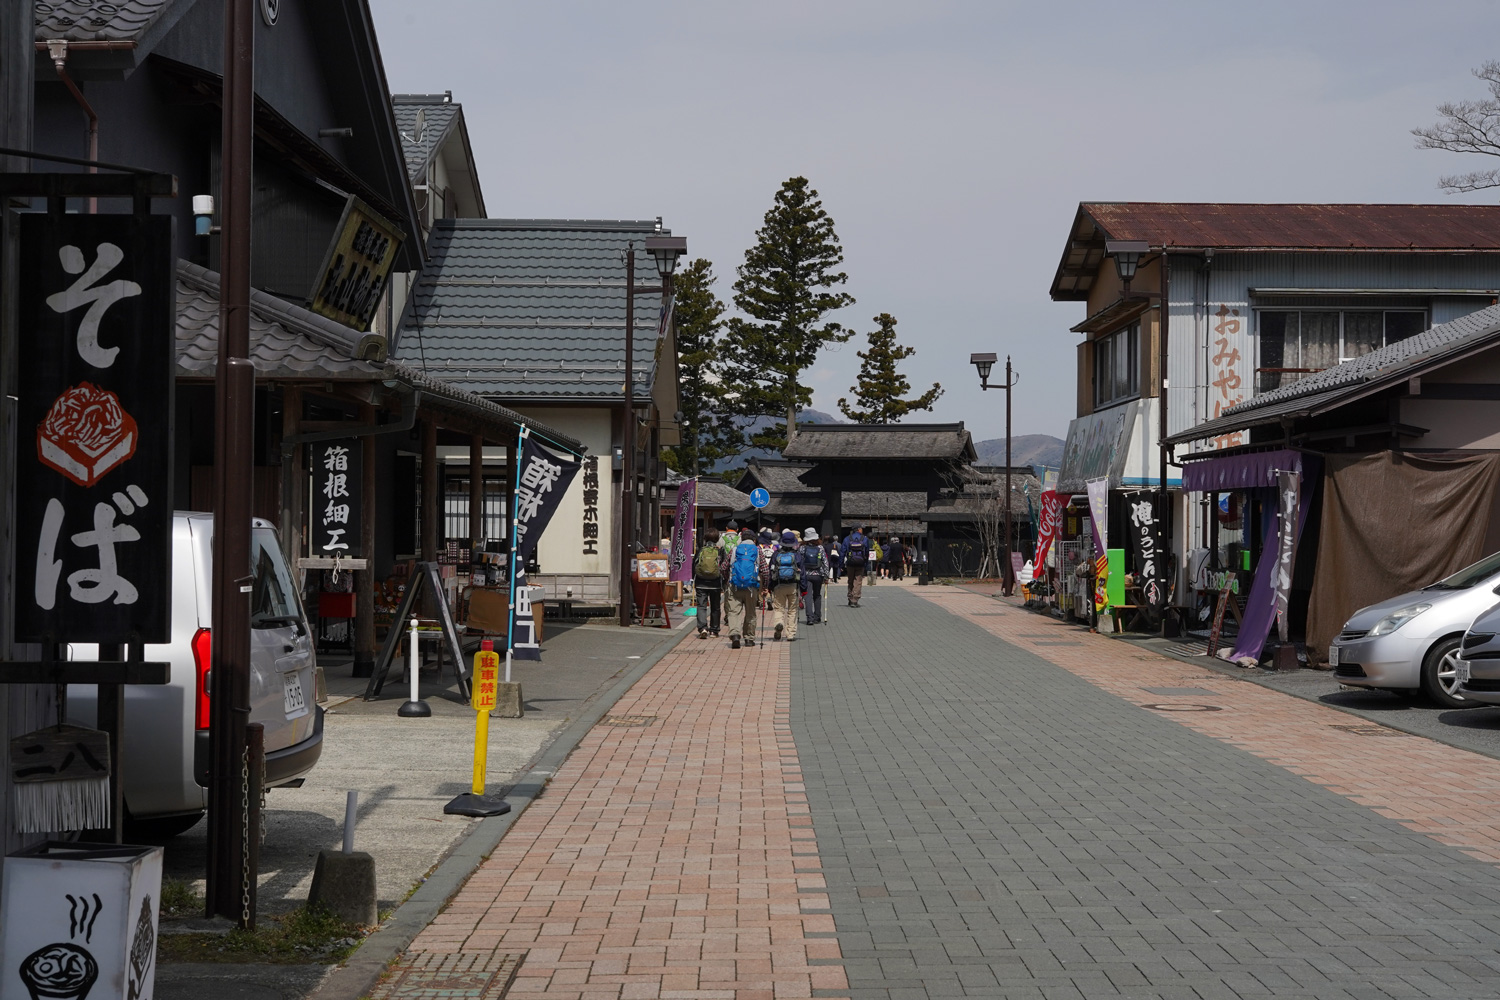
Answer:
[206, 0, 257, 927]
[1003, 356, 1014, 596]
[619, 243, 636, 627]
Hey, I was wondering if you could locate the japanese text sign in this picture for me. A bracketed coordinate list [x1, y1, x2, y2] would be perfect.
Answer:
[16, 214, 174, 642]
[311, 440, 362, 558]
[509, 433, 582, 661]
[471, 646, 500, 712]
[308, 197, 403, 333]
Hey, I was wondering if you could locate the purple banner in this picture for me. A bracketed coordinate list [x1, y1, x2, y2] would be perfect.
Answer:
[1182, 448, 1303, 493]
[670, 479, 697, 583]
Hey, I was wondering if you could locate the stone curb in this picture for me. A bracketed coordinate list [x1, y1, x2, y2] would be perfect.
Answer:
[310, 623, 694, 1000]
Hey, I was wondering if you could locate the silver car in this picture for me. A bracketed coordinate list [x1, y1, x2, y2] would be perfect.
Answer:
[68, 513, 323, 837]
[1328, 550, 1500, 708]
[1454, 604, 1500, 705]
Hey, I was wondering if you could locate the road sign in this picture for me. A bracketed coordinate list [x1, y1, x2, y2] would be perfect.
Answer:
[750, 488, 770, 509]
[471, 645, 500, 712]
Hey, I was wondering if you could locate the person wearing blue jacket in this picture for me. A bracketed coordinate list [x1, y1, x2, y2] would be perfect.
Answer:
[841, 527, 871, 607]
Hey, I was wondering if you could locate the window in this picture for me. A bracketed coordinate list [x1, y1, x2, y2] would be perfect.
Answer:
[249, 528, 300, 628]
[1257, 309, 1426, 392]
[443, 476, 509, 545]
[1093, 322, 1139, 409]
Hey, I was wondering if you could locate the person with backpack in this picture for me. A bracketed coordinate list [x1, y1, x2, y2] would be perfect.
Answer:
[725, 530, 766, 648]
[769, 530, 803, 641]
[800, 528, 829, 626]
[869, 533, 883, 585]
[825, 537, 842, 583]
[693, 527, 724, 639]
[757, 527, 777, 609]
[720, 520, 740, 553]
[841, 527, 870, 607]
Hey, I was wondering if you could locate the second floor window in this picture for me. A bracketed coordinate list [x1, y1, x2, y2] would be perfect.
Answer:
[1258, 309, 1426, 392]
[1094, 322, 1139, 409]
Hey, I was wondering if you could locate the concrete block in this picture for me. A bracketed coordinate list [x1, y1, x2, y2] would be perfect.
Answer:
[308, 849, 378, 926]
[491, 681, 524, 718]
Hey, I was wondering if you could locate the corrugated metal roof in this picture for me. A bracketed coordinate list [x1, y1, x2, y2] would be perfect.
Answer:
[392, 97, 460, 184]
[1052, 202, 1500, 301]
[782, 423, 977, 461]
[1166, 302, 1500, 444]
[392, 219, 669, 400]
[35, 0, 176, 41]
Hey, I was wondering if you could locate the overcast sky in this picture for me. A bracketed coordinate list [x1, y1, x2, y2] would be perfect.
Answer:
[369, 0, 1500, 442]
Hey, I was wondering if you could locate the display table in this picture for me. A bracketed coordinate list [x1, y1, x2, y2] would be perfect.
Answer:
[465, 586, 545, 643]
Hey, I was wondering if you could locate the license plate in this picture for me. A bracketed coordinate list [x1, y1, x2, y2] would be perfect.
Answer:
[1328, 645, 1340, 667]
[283, 672, 309, 720]
[1457, 659, 1472, 685]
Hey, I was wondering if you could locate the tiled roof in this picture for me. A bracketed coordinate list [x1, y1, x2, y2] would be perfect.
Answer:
[35, 0, 176, 41]
[739, 459, 816, 495]
[1168, 302, 1500, 445]
[782, 423, 977, 462]
[176, 260, 385, 380]
[695, 481, 751, 511]
[843, 518, 926, 536]
[392, 97, 460, 183]
[843, 492, 930, 517]
[392, 219, 670, 400]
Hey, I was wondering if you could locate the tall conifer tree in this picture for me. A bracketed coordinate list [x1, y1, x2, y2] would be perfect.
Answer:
[720, 177, 855, 451]
[666, 258, 741, 474]
[838, 313, 943, 424]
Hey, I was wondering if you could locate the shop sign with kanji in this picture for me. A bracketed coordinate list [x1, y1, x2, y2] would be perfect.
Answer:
[508, 433, 582, 661]
[16, 215, 175, 642]
[311, 439, 362, 558]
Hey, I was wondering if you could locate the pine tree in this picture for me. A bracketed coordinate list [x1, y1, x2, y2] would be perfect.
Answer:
[837, 313, 943, 424]
[720, 176, 855, 451]
[665, 259, 742, 475]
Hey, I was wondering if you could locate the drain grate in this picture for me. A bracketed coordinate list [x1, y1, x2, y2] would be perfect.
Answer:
[1330, 724, 1410, 738]
[600, 714, 657, 727]
[366, 950, 524, 998]
[1141, 703, 1222, 712]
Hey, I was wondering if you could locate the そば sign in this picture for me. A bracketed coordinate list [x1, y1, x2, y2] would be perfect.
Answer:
[15, 214, 175, 643]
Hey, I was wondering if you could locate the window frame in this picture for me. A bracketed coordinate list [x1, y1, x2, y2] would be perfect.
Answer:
[1253, 307, 1428, 393]
[1093, 322, 1140, 410]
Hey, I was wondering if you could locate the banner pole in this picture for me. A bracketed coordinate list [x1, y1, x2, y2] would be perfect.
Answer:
[506, 426, 528, 672]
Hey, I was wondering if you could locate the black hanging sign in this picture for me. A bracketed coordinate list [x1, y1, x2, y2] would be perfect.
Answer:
[311, 439, 362, 559]
[15, 214, 175, 643]
[508, 431, 582, 661]
[1126, 494, 1162, 607]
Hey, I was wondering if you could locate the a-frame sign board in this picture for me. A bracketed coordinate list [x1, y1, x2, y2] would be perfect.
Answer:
[364, 562, 470, 702]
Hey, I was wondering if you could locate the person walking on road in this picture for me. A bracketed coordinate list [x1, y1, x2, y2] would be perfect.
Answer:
[801, 528, 829, 625]
[693, 527, 724, 639]
[720, 520, 741, 554]
[868, 531, 882, 586]
[725, 530, 765, 648]
[841, 527, 871, 607]
[825, 537, 842, 583]
[886, 535, 905, 582]
[758, 527, 777, 610]
[769, 530, 803, 641]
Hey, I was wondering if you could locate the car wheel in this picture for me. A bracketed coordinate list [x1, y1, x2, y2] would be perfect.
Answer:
[1421, 637, 1470, 709]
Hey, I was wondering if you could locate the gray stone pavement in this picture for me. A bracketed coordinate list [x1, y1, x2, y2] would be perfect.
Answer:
[791, 584, 1500, 999]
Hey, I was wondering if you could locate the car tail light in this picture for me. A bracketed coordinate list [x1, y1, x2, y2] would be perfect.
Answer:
[192, 627, 211, 730]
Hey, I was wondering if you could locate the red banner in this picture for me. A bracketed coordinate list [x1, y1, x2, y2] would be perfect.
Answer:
[1033, 491, 1068, 567]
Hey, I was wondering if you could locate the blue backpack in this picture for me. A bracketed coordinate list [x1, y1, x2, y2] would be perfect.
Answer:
[729, 540, 761, 590]
[845, 534, 868, 565]
[774, 549, 798, 583]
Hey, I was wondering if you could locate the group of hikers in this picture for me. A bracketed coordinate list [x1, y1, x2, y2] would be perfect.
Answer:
[691, 522, 910, 648]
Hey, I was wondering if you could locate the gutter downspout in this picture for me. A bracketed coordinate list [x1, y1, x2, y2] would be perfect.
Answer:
[1158, 251, 1170, 618]
[44, 40, 98, 213]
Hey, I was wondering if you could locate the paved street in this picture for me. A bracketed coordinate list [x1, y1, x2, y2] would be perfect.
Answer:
[360, 581, 1500, 999]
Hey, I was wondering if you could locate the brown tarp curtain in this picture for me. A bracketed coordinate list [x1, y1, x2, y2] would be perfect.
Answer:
[1306, 451, 1500, 661]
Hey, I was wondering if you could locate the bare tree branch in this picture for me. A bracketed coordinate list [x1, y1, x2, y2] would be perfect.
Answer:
[1414, 61, 1500, 193]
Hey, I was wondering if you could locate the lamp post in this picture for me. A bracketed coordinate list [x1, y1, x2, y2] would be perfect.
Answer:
[970, 352, 1020, 595]
[619, 234, 686, 628]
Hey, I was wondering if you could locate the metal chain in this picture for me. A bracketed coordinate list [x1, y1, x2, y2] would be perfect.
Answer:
[260, 754, 268, 847]
[240, 745, 251, 926]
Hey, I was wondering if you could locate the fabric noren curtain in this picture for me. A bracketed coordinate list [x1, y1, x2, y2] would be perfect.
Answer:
[1305, 451, 1500, 662]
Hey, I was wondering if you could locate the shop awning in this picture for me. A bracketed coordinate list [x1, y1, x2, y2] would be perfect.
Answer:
[1180, 449, 1304, 492]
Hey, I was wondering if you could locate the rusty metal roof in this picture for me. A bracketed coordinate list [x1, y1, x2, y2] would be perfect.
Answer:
[1051, 202, 1500, 301]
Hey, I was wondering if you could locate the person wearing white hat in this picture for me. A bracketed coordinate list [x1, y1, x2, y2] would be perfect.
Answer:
[800, 527, 829, 626]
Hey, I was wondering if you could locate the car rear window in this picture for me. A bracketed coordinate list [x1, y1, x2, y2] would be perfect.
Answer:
[250, 529, 301, 628]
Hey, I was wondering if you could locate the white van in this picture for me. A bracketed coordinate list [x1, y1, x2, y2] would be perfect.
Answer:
[69, 513, 323, 837]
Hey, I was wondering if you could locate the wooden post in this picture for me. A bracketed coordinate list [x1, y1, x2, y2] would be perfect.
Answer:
[470, 434, 484, 550]
[279, 387, 302, 568]
[353, 402, 377, 677]
[422, 420, 439, 561]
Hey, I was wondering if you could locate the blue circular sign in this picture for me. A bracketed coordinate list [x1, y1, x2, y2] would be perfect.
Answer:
[750, 488, 770, 509]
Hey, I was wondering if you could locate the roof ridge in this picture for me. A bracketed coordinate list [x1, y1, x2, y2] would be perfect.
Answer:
[435, 219, 667, 232]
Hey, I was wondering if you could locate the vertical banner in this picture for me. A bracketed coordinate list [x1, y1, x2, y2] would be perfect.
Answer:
[15, 214, 175, 642]
[669, 478, 696, 583]
[1127, 494, 1161, 607]
[507, 432, 583, 661]
[1274, 470, 1301, 642]
[1034, 492, 1068, 567]
[1085, 478, 1109, 616]
[311, 439, 362, 559]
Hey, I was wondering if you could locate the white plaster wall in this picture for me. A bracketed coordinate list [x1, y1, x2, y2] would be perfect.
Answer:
[512, 408, 615, 591]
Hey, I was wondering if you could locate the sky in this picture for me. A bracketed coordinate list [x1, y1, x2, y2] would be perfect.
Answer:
[368, 0, 1500, 443]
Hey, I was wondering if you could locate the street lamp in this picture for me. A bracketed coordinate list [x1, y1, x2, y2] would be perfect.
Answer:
[1105, 239, 1149, 293]
[970, 352, 1020, 596]
[619, 235, 686, 628]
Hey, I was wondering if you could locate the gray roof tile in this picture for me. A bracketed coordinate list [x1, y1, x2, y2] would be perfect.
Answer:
[393, 219, 671, 400]
[35, 0, 176, 42]
[392, 98, 460, 183]
[783, 423, 977, 461]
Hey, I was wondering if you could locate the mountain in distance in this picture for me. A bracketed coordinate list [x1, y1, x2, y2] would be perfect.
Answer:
[707, 409, 844, 474]
[974, 433, 1064, 469]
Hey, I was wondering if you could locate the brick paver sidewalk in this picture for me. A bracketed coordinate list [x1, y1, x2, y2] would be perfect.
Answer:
[390, 634, 847, 999]
[794, 584, 1500, 999]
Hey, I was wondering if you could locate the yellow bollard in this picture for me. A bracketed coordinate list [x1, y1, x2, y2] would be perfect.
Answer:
[442, 640, 511, 817]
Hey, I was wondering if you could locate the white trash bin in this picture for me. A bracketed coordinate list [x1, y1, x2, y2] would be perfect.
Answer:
[1, 842, 163, 1000]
